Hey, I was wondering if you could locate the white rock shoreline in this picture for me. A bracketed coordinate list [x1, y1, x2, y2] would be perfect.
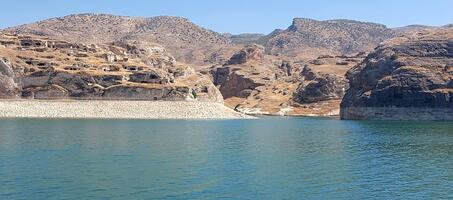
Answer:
[0, 100, 255, 120]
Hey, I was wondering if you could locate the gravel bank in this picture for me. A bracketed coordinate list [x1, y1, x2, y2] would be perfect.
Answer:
[0, 100, 255, 119]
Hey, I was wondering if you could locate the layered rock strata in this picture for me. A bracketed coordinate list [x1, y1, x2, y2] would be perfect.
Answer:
[0, 33, 223, 102]
[341, 29, 453, 120]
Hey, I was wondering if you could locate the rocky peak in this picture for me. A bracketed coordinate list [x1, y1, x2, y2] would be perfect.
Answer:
[263, 18, 396, 57]
[288, 18, 319, 31]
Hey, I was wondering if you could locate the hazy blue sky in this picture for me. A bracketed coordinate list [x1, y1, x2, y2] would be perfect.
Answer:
[1, 0, 452, 34]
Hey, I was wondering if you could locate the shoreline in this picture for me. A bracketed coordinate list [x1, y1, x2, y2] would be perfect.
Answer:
[0, 100, 255, 120]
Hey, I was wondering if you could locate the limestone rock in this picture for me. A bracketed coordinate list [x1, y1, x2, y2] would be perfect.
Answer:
[294, 67, 348, 103]
[103, 85, 193, 101]
[341, 28, 453, 120]
[0, 58, 20, 98]
[0, 58, 15, 77]
[0, 76, 19, 99]
[0, 33, 224, 102]
[212, 66, 265, 98]
[129, 70, 171, 84]
[226, 44, 264, 65]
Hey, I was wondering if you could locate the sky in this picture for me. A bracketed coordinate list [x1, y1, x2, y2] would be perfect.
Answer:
[1, 0, 452, 34]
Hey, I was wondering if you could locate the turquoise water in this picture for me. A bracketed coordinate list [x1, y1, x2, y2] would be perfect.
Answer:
[0, 117, 453, 199]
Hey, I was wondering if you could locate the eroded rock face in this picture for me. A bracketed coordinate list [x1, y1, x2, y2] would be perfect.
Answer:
[341, 29, 453, 120]
[0, 59, 20, 98]
[226, 44, 264, 65]
[0, 76, 19, 98]
[103, 85, 193, 101]
[210, 44, 362, 116]
[294, 67, 348, 103]
[129, 70, 171, 84]
[211, 45, 272, 99]
[191, 83, 224, 103]
[212, 66, 264, 98]
[0, 33, 224, 102]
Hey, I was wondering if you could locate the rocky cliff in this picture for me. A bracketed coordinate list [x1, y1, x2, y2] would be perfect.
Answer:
[0, 33, 223, 102]
[6, 14, 439, 117]
[341, 28, 453, 120]
[209, 45, 361, 116]
[0, 58, 20, 98]
[294, 66, 348, 103]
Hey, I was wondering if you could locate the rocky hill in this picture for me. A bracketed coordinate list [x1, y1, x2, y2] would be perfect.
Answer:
[262, 18, 396, 58]
[5, 13, 451, 118]
[5, 14, 234, 65]
[0, 32, 223, 102]
[341, 28, 453, 120]
[209, 45, 363, 116]
[5, 15, 405, 64]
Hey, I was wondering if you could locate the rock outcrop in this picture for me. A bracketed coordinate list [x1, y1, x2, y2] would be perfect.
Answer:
[206, 42, 365, 116]
[341, 28, 453, 120]
[213, 66, 265, 98]
[0, 33, 223, 102]
[0, 58, 20, 98]
[212, 45, 268, 98]
[294, 67, 348, 103]
[226, 44, 265, 65]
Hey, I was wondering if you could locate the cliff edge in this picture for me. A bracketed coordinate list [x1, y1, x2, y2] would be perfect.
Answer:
[341, 28, 453, 120]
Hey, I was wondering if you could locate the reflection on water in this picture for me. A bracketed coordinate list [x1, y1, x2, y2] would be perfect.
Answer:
[1, 118, 453, 199]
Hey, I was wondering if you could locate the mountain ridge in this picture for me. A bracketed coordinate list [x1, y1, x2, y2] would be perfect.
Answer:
[6, 13, 450, 63]
[5, 13, 233, 65]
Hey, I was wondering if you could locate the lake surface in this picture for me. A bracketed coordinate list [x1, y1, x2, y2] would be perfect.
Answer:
[1, 117, 453, 199]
